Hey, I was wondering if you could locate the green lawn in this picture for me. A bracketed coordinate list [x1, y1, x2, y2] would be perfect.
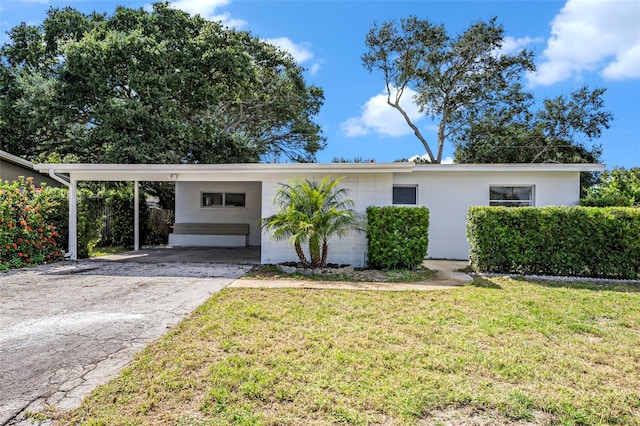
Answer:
[57, 277, 640, 425]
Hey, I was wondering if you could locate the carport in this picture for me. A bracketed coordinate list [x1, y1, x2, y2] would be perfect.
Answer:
[32, 163, 276, 261]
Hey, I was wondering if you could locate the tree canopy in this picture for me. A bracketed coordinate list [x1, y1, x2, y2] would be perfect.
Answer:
[0, 2, 325, 165]
[581, 167, 640, 207]
[454, 86, 612, 164]
[362, 16, 611, 164]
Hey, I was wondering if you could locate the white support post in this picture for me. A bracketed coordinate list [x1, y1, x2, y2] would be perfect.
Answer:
[134, 180, 140, 251]
[68, 179, 78, 261]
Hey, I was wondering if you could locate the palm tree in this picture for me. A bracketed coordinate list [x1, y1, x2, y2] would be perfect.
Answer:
[261, 176, 363, 268]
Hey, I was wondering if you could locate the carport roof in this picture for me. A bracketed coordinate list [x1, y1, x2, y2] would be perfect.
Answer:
[32, 162, 605, 182]
[33, 162, 415, 181]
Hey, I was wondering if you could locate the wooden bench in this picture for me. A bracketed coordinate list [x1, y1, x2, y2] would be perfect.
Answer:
[172, 223, 250, 235]
[169, 223, 250, 247]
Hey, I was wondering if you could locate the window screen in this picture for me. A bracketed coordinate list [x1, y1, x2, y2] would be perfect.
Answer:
[393, 186, 417, 205]
[224, 193, 246, 207]
[202, 192, 245, 208]
[489, 186, 534, 207]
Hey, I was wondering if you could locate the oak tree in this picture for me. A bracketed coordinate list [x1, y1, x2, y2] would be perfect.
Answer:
[0, 2, 325, 165]
[454, 86, 612, 164]
[362, 16, 534, 163]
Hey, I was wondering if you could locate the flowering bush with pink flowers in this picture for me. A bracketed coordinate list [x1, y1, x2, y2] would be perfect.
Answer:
[0, 177, 63, 270]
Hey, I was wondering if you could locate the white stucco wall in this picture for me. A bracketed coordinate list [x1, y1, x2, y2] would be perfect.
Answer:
[170, 168, 583, 264]
[260, 172, 393, 267]
[393, 170, 581, 259]
[173, 181, 262, 246]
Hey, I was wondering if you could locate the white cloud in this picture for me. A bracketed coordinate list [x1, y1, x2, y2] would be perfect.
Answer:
[169, 0, 246, 27]
[500, 36, 542, 55]
[266, 37, 320, 74]
[529, 0, 640, 86]
[266, 37, 313, 63]
[341, 87, 423, 138]
[602, 44, 640, 80]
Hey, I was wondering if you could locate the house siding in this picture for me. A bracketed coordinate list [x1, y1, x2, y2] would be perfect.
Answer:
[172, 181, 262, 246]
[393, 170, 581, 259]
[260, 172, 393, 267]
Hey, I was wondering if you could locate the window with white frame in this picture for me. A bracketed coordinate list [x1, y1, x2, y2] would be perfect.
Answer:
[489, 186, 534, 207]
[201, 192, 246, 208]
[393, 185, 418, 205]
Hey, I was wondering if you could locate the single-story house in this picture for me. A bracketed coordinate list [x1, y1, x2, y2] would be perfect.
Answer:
[0, 150, 63, 187]
[33, 162, 604, 265]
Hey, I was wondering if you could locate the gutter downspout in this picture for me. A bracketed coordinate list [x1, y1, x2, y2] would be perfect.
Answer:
[48, 170, 70, 187]
[48, 170, 76, 261]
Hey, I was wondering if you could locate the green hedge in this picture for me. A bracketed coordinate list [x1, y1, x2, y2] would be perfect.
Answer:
[105, 186, 150, 249]
[367, 206, 429, 269]
[467, 206, 640, 279]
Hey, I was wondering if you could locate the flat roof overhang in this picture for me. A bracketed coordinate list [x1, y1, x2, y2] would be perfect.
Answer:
[413, 163, 606, 172]
[32, 162, 415, 181]
[33, 162, 605, 182]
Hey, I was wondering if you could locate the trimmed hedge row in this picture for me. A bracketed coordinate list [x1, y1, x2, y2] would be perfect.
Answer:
[466, 206, 640, 279]
[367, 206, 429, 269]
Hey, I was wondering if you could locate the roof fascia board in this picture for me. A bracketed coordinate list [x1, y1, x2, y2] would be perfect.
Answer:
[412, 163, 606, 172]
[32, 162, 606, 182]
[33, 162, 415, 181]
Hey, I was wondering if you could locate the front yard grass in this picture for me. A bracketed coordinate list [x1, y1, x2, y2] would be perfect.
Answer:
[58, 277, 640, 425]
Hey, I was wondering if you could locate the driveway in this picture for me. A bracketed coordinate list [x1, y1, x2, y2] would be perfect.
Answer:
[0, 259, 252, 425]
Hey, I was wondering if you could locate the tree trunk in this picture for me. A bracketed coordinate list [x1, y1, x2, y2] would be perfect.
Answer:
[320, 239, 329, 267]
[294, 241, 309, 267]
[386, 84, 437, 163]
[309, 235, 321, 267]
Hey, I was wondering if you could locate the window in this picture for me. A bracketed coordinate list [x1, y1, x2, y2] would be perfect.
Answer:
[489, 186, 534, 207]
[201, 192, 246, 208]
[393, 185, 418, 205]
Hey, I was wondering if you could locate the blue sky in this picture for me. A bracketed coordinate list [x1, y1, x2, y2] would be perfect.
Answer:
[1, 0, 638, 168]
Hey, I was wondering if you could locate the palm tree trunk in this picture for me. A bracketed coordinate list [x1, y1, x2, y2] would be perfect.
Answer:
[294, 241, 309, 267]
[320, 239, 329, 267]
[309, 235, 321, 267]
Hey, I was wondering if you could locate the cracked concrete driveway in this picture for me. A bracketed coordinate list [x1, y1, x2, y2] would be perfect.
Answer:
[0, 259, 252, 425]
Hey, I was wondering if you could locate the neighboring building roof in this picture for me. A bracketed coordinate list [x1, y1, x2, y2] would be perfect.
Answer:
[0, 150, 36, 169]
[0, 151, 67, 187]
[32, 162, 606, 182]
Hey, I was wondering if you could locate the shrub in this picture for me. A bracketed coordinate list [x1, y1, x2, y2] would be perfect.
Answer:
[0, 178, 63, 270]
[467, 206, 640, 279]
[34, 186, 105, 259]
[77, 189, 106, 258]
[367, 206, 429, 269]
[106, 185, 150, 249]
[581, 167, 640, 207]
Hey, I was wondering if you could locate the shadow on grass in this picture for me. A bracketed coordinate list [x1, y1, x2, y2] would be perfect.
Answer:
[521, 278, 640, 293]
[469, 276, 503, 289]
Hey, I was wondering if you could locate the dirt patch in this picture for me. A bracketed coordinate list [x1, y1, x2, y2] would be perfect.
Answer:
[419, 406, 557, 425]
